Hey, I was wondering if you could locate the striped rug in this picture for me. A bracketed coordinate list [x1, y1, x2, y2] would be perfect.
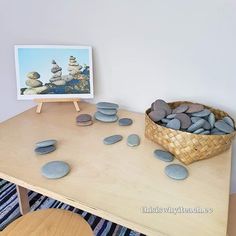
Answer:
[0, 179, 145, 236]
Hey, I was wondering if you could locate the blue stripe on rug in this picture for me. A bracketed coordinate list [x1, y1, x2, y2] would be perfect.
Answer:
[0, 180, 146, 236]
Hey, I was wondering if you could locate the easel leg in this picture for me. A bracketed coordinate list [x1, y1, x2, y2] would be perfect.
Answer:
[16, 185, 30, 215]
[73, 101, 80, 112]
[36, 102, 43, 113]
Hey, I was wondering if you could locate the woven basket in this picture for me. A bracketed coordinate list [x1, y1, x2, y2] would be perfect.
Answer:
[145, 101, 236, 165]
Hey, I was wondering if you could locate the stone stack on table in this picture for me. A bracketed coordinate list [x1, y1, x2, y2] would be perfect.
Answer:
[95, 102, 119, 123]
[148, 99, 235, 135]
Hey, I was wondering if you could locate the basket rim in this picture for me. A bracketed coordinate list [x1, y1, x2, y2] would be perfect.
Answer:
[146, 101, 236, 137]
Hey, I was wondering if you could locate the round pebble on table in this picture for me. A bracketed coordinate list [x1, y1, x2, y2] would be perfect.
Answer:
[103, 135, 123, 145]
[127, 134, 140, 147]
[76, 114, 92, 123]
[36, 139, 57, 148]
[172, 104, 189, 114]
[149, 109, 166, 122]
[95, 111, 118, 123]
[35, 145, 56, 155]
[166, 118, 181, 130]
[154, 149, 174, 162]
[119, 118, 133, 126]
[223, 116, 234, 128]
[165, 164, 189, 180]
[41, 161, 70, 179]
[215, 120, 234, 134]
[96, 102, 119, 110]
[98, 108, 117, 116]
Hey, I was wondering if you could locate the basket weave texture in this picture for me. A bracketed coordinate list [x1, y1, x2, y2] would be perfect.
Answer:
[145, 101, 236, 165]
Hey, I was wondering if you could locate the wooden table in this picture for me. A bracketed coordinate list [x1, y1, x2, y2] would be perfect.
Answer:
[0, 102, 232, 236]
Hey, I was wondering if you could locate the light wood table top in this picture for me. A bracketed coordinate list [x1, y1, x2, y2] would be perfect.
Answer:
[0, 102, 232, 236]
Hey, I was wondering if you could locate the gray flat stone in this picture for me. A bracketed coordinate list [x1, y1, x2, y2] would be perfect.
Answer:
[103, 135, 123, 145]
[215, 120, 234, 134]
[35, 145, 56, 155]
[191, 117, 201, 123]
[154, 149, 174, 162]
[191, 109, 211, 117]
[153, 99, 172, 115]
[186, 104, 204, 113]
[149, 109, 166, 122]
[175, 113, 191, 129]
[165, 164, 189, 180]
[208, 113, 215, 128]
[223, 116, 234, 128]
[119, 118, 133, 126]
[76, 114, 92, 123]
[41, 161, 70, 179]
[166, 119, 181, 130]
[36, 139, 57, 148]
[203, 120, 211, 130]
[77, 120, 93, 126]
[96, 102, 119, 110]
[200, 130, 210, 135]
[187, 119, 205, 132]
[161, 118, 171, 124]
[98, 108, 117, 116]
[127, 134, 140, 147]
[193, 128, 205, 134]
[95, 111, 118, 123]
[167, 114, 176, 119]
[211, 128, 226, 135]
[172, 105, 189, 114]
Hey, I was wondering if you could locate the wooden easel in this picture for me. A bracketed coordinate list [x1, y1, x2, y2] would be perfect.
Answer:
[34, 98, 80, 114]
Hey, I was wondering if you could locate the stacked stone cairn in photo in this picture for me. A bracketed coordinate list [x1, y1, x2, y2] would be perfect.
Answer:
[49, 60, 66, 86]
[148, 99, 235, 135]
[94, 102, 119, 123]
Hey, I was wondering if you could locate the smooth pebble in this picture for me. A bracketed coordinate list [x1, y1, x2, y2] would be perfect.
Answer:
[161, 118, 171, 124]
[127, 134, 140, 147]
[119, 118, 133, 126]
[103, 135, 123, 145]
[96, 102, 119, 110]
[186, 104, 204, 113]
[153, 99, 172, 115]
[193, 128, 205, 134]
[187, 119, 205, 132]
[36, 139, 57, 148]
[95, 111, 118, 123]
[41, 161, 70, 179]
[166, 119, 181, 130]
[154, 149, 174, 162]
[98, 108, 117, 116]
[215, 120, 234, 134]
[175, 113, 191, 129]
[191, 109, 211, 117]
[223, 116, 234, 128]
[208, 113, 215, 128]
[165, 164, 189, 180]
[191, 117, 201, 123]
[167, 114, 176, 119]
[35, 145, 56, 155]
[76, 114, 92, 123]
[149, 109, 166, 122]
[172, 105, 189, 114]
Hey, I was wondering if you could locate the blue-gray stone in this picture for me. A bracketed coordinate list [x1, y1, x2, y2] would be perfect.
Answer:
[119, 118, 133, 126]
[96, 102, 119, 110]
[36, 139, 57, 148]
[211, 128, 226, 135]
[187, 119, 205, 132]
[166, 119, 181, 130]
[193, 128, 205, 134]
[215, 120, 234, 134]
[191, 117, 201, 123]
[154, 149, 174, 162]
[167, 114, 176, 119]
[203, 120, 211, 130]
[41, 161, 70, 179]
[95, 111, 118, 123]
[98, 108, 117, 116]
[200, 130, 210, 135]
[103, 135, 123, 145]
[165, 164, 189, 180]
[223, 116, 234, 128]
[191, 109, 211, 117]
[208, 113, 215, 128]
[161, 118, 171, 124]
[35, 145, 56, 155]
[172, 105, 189, 114]
[127, 134, 140, 147]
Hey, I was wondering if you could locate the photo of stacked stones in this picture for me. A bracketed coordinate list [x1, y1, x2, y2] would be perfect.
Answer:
[95, 102, 119, 122]
[21, 56, 90, 95]
[148, 99, 235, 135]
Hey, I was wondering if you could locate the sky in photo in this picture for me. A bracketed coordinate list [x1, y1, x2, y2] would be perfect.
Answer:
[17, 47, 90, 88]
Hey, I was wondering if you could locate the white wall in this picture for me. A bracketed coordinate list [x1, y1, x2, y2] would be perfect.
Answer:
[0, 0, 235, 191]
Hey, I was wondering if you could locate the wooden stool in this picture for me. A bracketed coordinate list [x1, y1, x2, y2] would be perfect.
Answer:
[2, 209, 93, 236]
[228, 193, 236, 236]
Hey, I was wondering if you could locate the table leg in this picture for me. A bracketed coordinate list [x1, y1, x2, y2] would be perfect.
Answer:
[16, 185, 30, 215]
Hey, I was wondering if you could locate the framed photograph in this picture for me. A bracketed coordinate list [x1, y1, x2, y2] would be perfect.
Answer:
[14, 45, 94, 100]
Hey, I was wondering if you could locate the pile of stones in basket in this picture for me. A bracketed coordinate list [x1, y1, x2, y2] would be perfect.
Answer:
[148, 99, 235, 135]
